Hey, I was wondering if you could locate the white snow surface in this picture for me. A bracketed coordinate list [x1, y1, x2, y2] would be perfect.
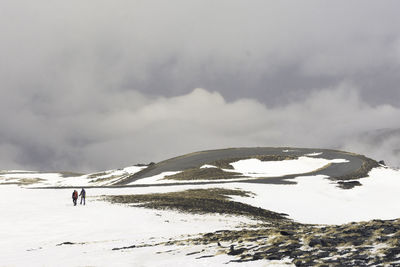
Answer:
[0, 166, 147, 187]
[129, 170, 267, 185]
[0, 185, 269, 267]
[226, 167, 400, 224]
[228, 157, 348, 177]
[200, 164, 218, 169]
[304, 152, 323, 156]
[128, 171, 182, 185]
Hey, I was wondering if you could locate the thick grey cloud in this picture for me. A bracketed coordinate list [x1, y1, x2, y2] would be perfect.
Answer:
[1, 86, 400, 171]
[1, 1, 400, 171]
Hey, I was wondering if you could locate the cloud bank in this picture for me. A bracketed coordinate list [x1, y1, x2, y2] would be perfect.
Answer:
[1, 86, 400, 171]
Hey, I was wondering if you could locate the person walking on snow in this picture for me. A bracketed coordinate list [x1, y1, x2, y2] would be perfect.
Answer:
[79, 188, 86, 205]
[72, 190, 78, 206]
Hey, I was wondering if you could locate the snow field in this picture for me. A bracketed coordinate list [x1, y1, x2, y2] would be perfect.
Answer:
[228, 157, 348, 178]
[226, 167, 400, 224]
[0, 166, 147, 187]
[0, 185, 262, 267]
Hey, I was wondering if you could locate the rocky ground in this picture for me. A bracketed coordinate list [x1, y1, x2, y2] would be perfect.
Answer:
[171, 219, 400, 266]
[104, 188, 289, 221]
[105, 188, 400, 266]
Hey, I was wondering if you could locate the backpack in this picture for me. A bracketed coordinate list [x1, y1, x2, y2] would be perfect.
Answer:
[73, 191, 78, 199]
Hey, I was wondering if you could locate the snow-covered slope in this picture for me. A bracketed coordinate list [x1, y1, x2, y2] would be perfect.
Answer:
[0, 186, 264, 267]
[2, 147, 400, 266]
[130, 156, 349, 185]
[0, 166, 146, 187]
[225, 166, 400, 224]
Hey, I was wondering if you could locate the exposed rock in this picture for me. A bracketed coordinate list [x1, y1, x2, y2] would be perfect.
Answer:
[56, 242, 75, 246]
[144, 218, 400, 266]
[112, 244, 136, 250]
[228, 245, 246, 256]
[280, 230, 294, 236]
[337, 180, 362, 189]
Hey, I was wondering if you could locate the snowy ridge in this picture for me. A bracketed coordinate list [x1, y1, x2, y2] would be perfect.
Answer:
[130, 156, 349, 185]
[0, 165, 147, 187]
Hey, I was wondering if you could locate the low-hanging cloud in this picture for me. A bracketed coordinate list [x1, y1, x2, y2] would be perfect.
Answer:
[1, 86, 400, 172]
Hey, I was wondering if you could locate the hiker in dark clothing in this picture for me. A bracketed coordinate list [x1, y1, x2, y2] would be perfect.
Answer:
[72, 190, 78, 206]
[79, 188, 86, 205]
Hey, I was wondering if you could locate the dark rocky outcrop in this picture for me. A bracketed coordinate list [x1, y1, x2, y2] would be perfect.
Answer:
[141, 218, 400, 266]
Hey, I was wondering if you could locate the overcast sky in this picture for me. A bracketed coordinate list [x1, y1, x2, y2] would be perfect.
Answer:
[1, 1, 400, 172]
